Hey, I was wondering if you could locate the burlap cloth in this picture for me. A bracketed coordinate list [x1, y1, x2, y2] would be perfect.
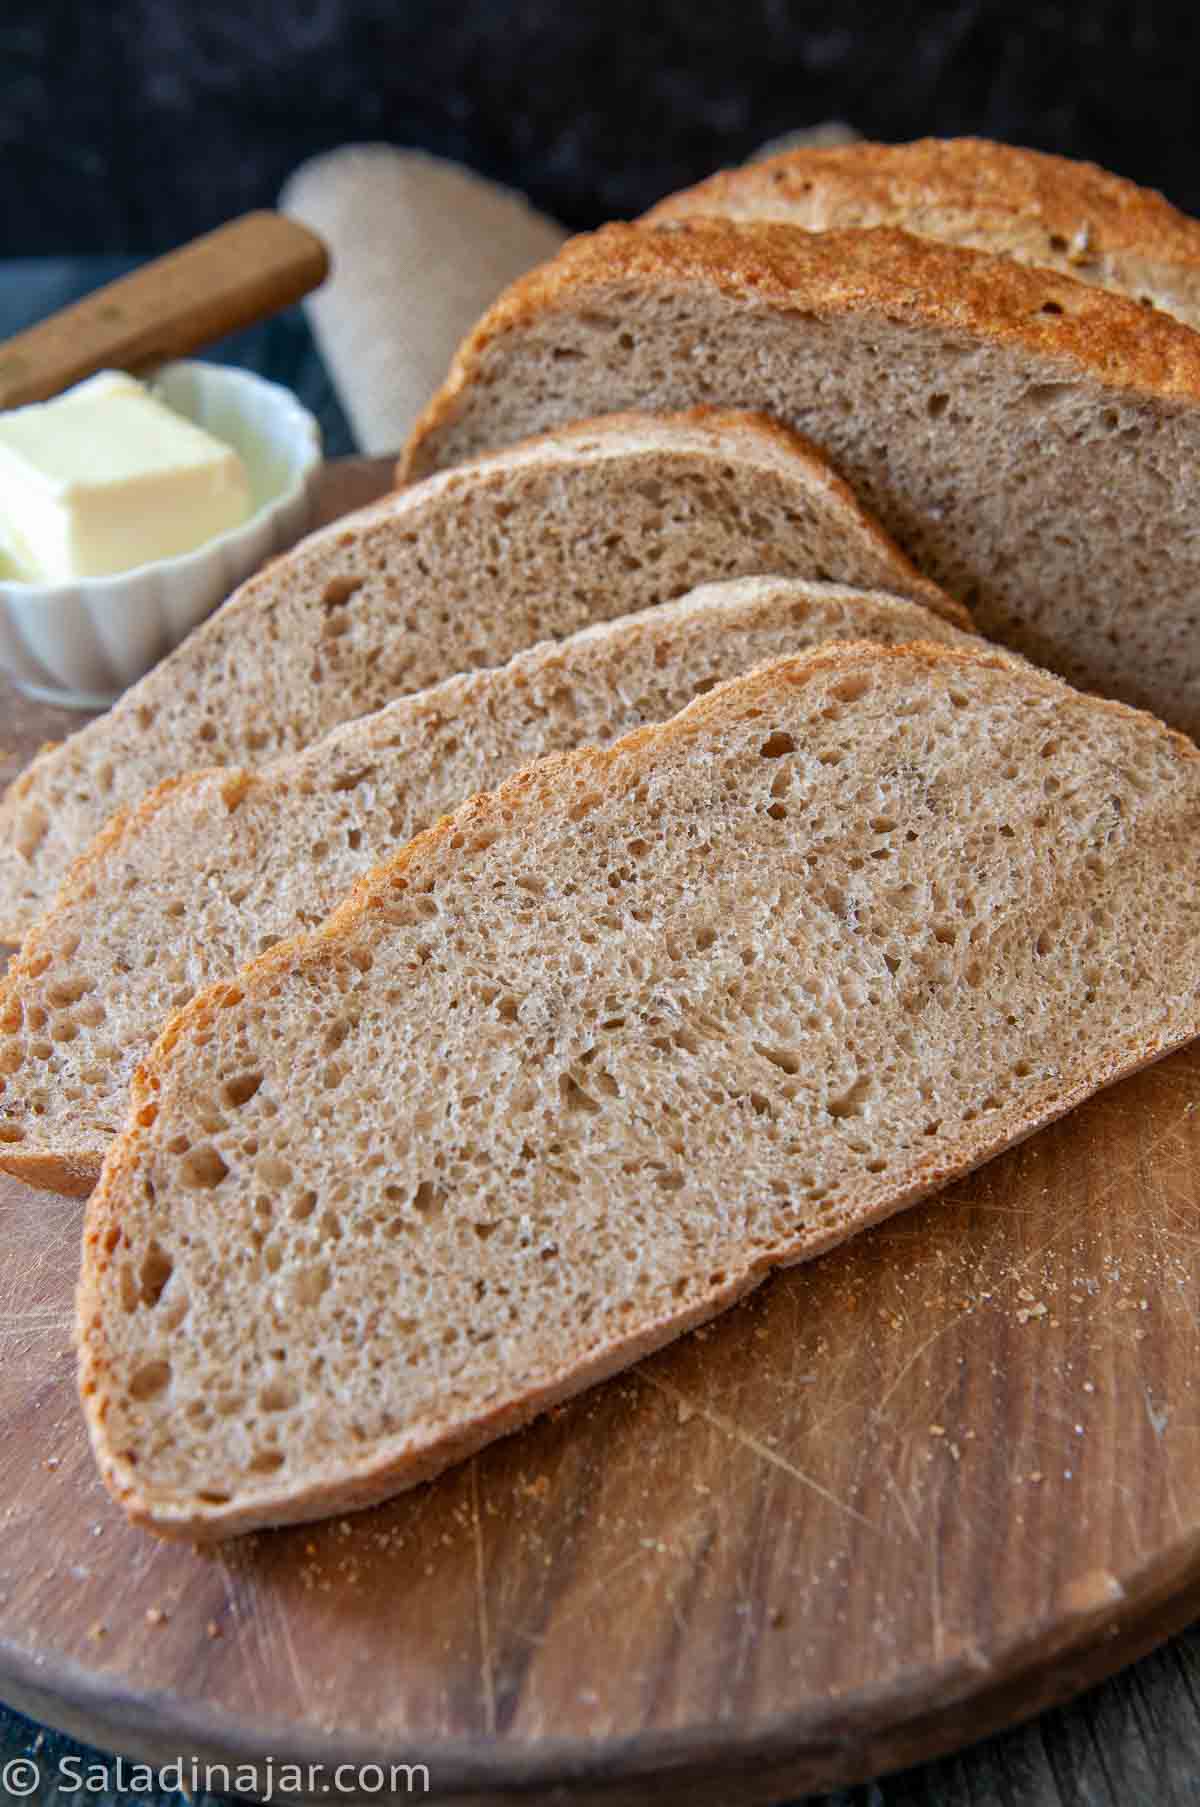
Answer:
[280, 147, 567, 454]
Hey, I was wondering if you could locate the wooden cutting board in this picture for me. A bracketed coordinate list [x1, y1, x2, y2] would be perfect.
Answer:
[2, 458, 1200, 1806]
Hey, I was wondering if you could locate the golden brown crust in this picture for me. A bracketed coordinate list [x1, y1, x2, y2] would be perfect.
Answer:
[1, 1146, 98, 1198]
[644, 137, 1200, 268]
[400, 219, 1200, 481]
[77, 638, 1200, 1538]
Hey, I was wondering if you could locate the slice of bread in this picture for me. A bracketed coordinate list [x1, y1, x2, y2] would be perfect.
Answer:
[78, 640, 1200, 1540]
[0, 409, 963, 943]
[645, 137, 1200, 330]
[400, 220, 1200, 739]
[0, 578, 975, 1197]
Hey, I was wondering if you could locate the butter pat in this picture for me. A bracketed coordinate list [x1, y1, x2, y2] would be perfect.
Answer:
[0, 371, 252, 581]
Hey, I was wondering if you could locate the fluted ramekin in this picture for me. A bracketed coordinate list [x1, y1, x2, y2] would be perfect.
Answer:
[0, 361, 323, 708]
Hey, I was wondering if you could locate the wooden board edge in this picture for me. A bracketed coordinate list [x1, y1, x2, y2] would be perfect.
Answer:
[3, 1534, 1200, 1805]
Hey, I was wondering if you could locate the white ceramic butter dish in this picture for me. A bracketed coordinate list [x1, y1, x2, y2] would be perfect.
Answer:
[0, 361, 322, 708]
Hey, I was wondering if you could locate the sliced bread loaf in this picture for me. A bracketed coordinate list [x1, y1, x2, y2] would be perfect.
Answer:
[645, 137, 1200, 329]
[78, 640, 1200, 1539]
[0, 578, 975, 1197]
[400, 220, 1200, 739]
[0, 408, 962, 942]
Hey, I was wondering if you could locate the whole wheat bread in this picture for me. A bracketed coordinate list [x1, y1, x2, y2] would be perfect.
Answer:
[400, 220, 1200, 738]
[0, 578, 975, 1197]
[645, 137, 1200, 330]
[0, 408, 961, 942]
[78, 640, 1200, 1540]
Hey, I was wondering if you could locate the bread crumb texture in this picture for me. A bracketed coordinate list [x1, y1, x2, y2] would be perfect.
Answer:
[77, 642, 1200, 1539]
[0, 408, 959, 941]
[0, 579, 974, 1194]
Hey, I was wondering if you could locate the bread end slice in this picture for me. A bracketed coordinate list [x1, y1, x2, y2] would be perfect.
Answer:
[644, 137, 1200, 331]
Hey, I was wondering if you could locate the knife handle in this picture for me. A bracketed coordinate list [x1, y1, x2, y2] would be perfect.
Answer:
[0, 212, 330, 411]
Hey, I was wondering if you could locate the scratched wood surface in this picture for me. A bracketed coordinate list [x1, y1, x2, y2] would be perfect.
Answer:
[2, 459, 1200, 1806]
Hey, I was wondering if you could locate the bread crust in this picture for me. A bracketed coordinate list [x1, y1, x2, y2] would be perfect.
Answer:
[400, 219, 1200, 481]
[643, 136, 1200, 271]
[77, 639, 1200, 1540]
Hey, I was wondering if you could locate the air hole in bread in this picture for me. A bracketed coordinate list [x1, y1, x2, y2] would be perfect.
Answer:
[412, 1181, 442, 1217]
[321, 576, 364, 610]
[1021, 381, 1074, 408]
[45, 977, 92, 1008]
[828, 1076, 871, 1120]
[291, 1265, 328, 1307]
[128, 1360, 171, 1401]
[258, 1381, 297, 1413]
[560, 1073, 602, 1115]
[224, 1073, 263, 1109]
[180, 1146, 229, 1189]
[331, 767, 375, 795]
[249, 1449, 286, 1474]
[139, 1242, 173, 1308]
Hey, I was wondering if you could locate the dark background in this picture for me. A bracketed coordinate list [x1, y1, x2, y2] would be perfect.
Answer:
[1, 0, 1196, 251]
